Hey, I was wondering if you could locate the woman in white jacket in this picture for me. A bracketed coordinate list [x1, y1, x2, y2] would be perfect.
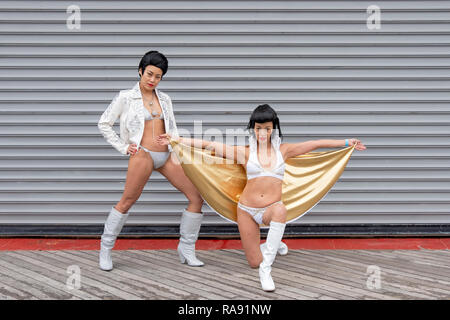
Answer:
[97, 51, 205, 271]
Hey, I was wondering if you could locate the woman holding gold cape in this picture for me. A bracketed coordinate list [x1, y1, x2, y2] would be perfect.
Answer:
[157, 104, 367, 292]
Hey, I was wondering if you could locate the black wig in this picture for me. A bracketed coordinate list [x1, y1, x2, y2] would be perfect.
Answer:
[138, 50, 168, 77]
[246, 104, 283, 140]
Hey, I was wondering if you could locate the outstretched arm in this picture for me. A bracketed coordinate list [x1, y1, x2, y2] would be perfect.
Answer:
[284, 138, 365, 158]
[157, 133, 246, 162]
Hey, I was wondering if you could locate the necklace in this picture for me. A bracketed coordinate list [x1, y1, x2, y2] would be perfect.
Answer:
[148, 91, 154, 106]
[147, 91, 160, 117]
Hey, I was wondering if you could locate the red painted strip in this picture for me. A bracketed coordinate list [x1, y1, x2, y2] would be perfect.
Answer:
[0, 238, 448, 251]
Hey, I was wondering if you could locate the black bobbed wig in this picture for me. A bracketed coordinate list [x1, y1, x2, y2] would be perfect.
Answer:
[138, 50, 168, 78]
[246, 104, 283, 140]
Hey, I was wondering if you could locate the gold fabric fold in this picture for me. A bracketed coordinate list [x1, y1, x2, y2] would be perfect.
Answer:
[170, 138, 356, 224]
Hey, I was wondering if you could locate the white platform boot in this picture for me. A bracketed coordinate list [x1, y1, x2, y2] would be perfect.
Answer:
[259, 221, 286, 291]
[260, 241, 288, 256]
[177, 209, 204, 267]
[99, 206, 129, 271]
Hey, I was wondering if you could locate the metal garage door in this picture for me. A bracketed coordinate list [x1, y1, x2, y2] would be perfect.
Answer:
[1, 1, 449, 235]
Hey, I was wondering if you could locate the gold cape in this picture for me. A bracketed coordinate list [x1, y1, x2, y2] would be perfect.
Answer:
[170, 138, 357, 225]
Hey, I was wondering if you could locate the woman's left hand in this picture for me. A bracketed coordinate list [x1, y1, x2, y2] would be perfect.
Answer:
[349, 138, 367, 151]
[156, 133, 172, 146]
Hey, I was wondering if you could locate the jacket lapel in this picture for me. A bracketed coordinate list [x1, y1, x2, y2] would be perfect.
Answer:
[130, 81, 168, 121]
[129, 81, 173, 145]
[130, 82, 144, 120]
[156, 89, 170, 123]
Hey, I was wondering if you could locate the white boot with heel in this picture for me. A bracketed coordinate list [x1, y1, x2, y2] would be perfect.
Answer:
[259, 221, 286, 291]
[177, 209, 205, 267]
[99, 206, 129, 271]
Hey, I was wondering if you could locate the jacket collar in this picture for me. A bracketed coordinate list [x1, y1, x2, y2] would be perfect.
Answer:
[130, 81, 161, 101]
[129, 81, 170, 122]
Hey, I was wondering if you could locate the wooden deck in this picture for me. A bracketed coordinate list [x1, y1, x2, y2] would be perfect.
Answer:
[0, 248, 448, 300]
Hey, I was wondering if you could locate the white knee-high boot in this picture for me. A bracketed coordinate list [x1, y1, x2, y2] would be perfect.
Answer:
[177, 209, 204, 267]
[260, 241, 288, 256]
[99, 206, 129, 271]
[259, 221, 286, 291]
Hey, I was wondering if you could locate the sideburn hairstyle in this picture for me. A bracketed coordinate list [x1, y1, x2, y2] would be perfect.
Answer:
[138, 50, 168, 78]
[246, 104, 283, 140]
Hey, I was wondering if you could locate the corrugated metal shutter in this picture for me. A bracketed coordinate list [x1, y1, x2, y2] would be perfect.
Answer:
[1, 1, 449, 233]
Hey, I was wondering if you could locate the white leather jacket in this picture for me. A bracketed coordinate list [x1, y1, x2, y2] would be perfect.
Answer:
[98, 81, 179, 155]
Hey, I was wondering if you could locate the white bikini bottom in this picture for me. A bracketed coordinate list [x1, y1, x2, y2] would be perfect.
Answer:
[237, 200, 283, 225]
[139, 145, 171, 169]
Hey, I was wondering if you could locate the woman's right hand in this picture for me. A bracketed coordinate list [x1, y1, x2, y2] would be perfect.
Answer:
[157, 133, 172, 146]
[127, 143, 138, 156]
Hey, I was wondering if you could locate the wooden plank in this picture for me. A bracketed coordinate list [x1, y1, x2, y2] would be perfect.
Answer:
[0, 253, 100, 299]
[0, 264, 63, 300]
[54, 250, 187, 299]
[218, 249, 399, 300]
[79, 250, 229, 300]
[296, 249, 450, 291]
[0, 291, 15, 300]
[139, 250, 278, 300]
[245, 250, 403, 300]
[356, 250, 450, 275]
[17, 250, 160, 300]
[299, 249, 449, 286]
[151, 249, 312, 300]
[3, 251, 143, 300]
[199, 249, 358, 300]
[374, 250, 450, 269]
[116, 252, 235, 300]
[242, 249, 419, 300]
[396, 249, 450, 259]
[73, 250, 214, 300]
[200, 249, 395, 300]
[284, 250, 447, 300]
[361, 250, 450, 281]
[319, 250, 450, 286]
[0, 280, 26, 300]
[196, 249, 349, 300]
[318, 295, 339, 300]
[272, 250, 425, 300]
[339, 250, 450, 298]
[182, 249, 325, 301]
[0, 248, 447, 300]
[297, 250, 449, 299]
[119, 250, 247, 300]
[139, 249, 304, 300]
[62, 250, 191, 299]
[288, 253, 440, 300]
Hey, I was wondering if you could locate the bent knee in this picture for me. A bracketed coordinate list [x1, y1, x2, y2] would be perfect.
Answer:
[272, 205, 287, 221]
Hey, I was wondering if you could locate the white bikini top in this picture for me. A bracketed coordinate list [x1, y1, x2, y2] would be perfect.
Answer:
[143, 107, 164, 120]
[246, 131, 285, 181]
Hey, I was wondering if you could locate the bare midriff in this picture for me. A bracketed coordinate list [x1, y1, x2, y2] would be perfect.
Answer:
[239, 149, 283, 207]
[239, 177, 283, 208]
